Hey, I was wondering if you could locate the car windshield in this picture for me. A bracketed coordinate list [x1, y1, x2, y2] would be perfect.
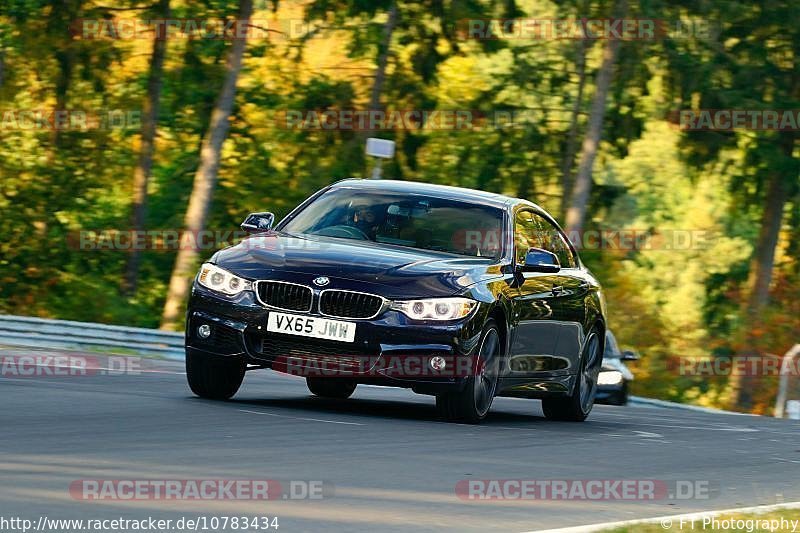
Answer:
[280, 188, 505, 259]
[604, 331, 622, 358]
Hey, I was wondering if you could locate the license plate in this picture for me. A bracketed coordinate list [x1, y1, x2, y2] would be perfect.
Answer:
[266, 312, 356, 343]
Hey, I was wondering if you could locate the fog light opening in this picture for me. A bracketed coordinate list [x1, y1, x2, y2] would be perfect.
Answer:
[198, 324, 212, 339]
[429, 356, 446, 371]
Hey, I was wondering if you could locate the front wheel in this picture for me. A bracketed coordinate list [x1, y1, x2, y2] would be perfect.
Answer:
[436, 320, 501, 424]
[186, 350, 246, 400]
[542, 328, 602, 421]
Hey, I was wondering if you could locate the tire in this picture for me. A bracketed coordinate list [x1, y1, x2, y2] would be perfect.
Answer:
[542, 328, 603, 421]
[436, 320, 502, 424]
[186, 350, 246, 400]
[306, 377, 357, 399]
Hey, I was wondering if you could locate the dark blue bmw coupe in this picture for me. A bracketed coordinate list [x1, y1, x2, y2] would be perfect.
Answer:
[185, 179, 605, 423]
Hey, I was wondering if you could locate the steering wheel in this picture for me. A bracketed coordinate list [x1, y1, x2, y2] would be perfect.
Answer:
[314, 224, 370, 241]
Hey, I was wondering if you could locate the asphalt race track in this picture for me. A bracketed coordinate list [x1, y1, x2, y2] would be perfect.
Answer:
[2, 347, 799, 533]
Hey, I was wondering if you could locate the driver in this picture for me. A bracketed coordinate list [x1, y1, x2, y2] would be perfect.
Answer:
[350, 202, 380, 239]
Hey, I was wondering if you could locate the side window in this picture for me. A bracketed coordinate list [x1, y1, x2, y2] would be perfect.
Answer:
[532, 214, 576, 269]
[516, 209, 577, 268]
[554, 231, 577, 268]
[514, 210, 540, 264]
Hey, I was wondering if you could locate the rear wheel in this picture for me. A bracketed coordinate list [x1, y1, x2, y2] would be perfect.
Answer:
[542, 328, 602, 421]
[186, 350, 246, 400]
[437, 320, 501, 424]
[306, 377, 357, 399]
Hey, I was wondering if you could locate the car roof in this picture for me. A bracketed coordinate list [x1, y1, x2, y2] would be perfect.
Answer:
[331, 179, 538, 211]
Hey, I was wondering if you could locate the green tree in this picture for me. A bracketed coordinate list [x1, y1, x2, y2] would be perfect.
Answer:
[161, 0, 255, 330]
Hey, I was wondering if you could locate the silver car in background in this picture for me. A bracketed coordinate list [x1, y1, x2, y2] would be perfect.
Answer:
[596, 330, 638, 405]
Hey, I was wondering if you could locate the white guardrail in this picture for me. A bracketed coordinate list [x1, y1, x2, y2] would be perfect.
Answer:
[0, 314, 184, 360]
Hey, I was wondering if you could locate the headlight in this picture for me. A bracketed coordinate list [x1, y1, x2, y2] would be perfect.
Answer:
[598, 370, 624, 386]
[390, 297, 477, 321]
[197, 263, 252, 296]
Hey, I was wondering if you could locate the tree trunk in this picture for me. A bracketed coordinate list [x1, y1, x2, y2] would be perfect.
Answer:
[160, 0, 253, 330]
[123, 0, 171, 295]
[52, 52, 72, 149]
[358, 1, 398, 176]
[368, 0, 398, 112]
[745, 172, 788, 313]
[49, 0, 78, 153]
[564, 0, 625, 235]
[559, 36, 589, 220]
[729, 131, 795, 410]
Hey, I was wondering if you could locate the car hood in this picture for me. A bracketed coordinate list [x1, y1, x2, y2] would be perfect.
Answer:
[212, 231, 504, 298]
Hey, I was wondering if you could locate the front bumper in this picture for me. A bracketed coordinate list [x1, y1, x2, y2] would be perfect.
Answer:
[185, 284, 487, 393]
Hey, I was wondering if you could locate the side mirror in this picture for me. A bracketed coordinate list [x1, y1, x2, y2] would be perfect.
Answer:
[521, 248, 560, 273]
[621, 350, 640, 361]
[241, 212, 275, 234]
